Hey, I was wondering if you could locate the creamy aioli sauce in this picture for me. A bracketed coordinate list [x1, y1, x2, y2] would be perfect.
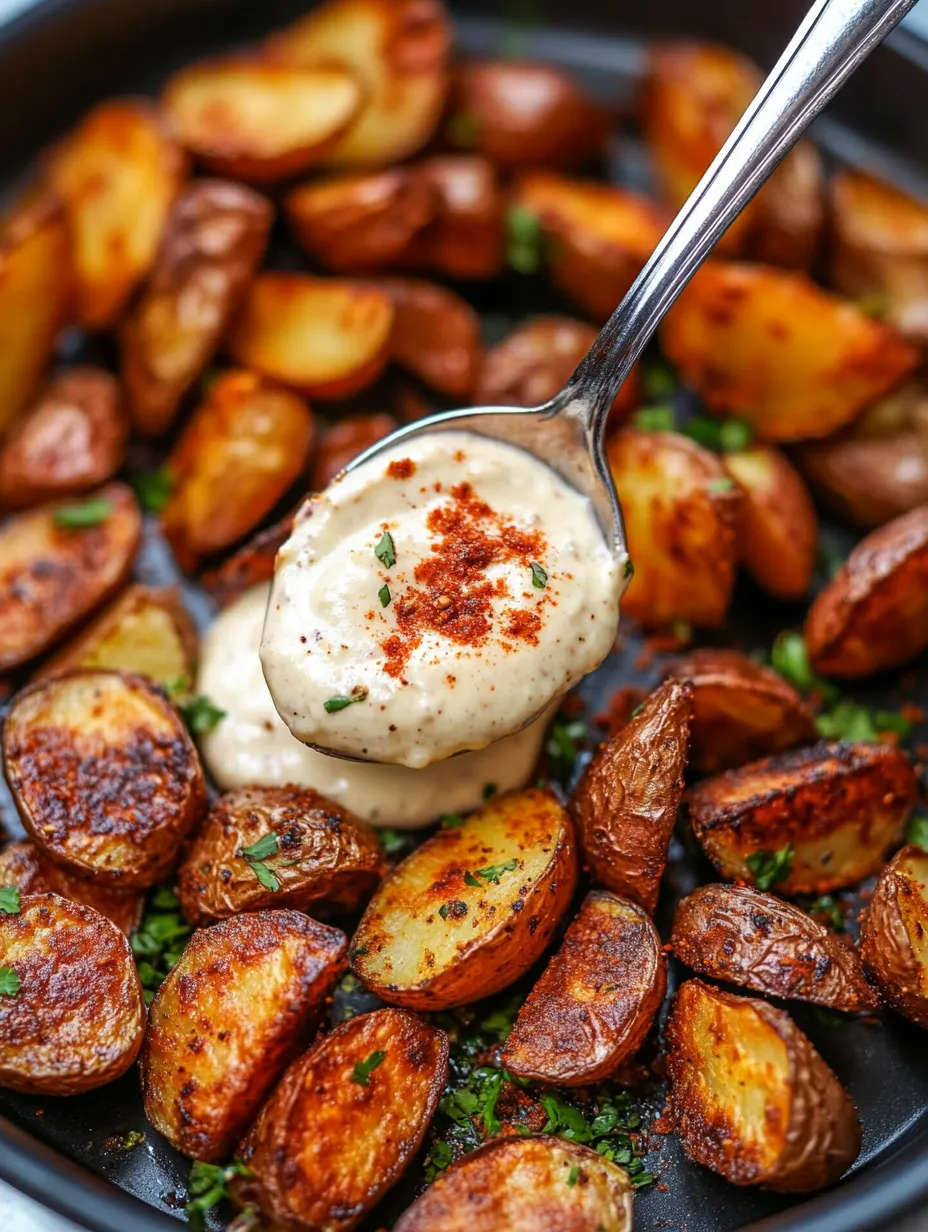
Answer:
[198, 584, 551, 829]
[260, 431, 620, 768]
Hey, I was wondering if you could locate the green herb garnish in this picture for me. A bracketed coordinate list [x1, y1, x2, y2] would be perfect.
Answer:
[166, 677, 227, 735]
[682, 415, 754, 452]
[440, 813, 466, 828]
[506, 206, 544, 274]
[814, 701, 912, 743]
[567, 1164, 580, 1186]
[769, 631, 839, 705]
[546, 716, 587, 772]
[351, 1050, 386, 1087]
[240, 831, 282, 892]
[530, 561, 548, 589]
[808, 895, 844, 930]
[378, 583, 391, 607]
[132, 468, 173, 514]
[131, 885, 192, 1004]
[374, 530, 396, 569]
[439, 900, 468, 921]
[463, 871, 482, 889]
[447, 111, 478, 146]
[643, 362, 676, 400]
[185, 1160, 251, 1229]
[0, 886, 21, 915]
[623, 558, 635, 580]
[474, 859, 519, 885]
[633, 404, 675, 432]
[482, 782, 497, 800]
[378, 828, 407, 855]
[324, 687, 369, 714]
[746, 844, 795, 892]
[53, 497, 112, 529]
[0, 967, 20, 997]
[708, 476, 735, 494]
[906, 815, 928, 851]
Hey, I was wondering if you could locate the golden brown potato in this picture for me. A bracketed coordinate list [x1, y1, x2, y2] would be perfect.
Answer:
[668, 648, 815, 774]
[233, 1008, 448, 1232]
[671, 883, 881, 1012]
[408, 154, 504, 279]
[269, 0, 451, 167]
[572, 678, 691, 914]
[860, 845, 928, 1028]
[120, 179, 272, 436]
[201, 515, 293, 608]
[502, 891, 666, 1085]
[4, 670, 207, 888]
[141, 909, 347, 1161]
[176, 786, 387, 926]
[0, 368, 126, 511]
[749, 141, 825, 271]
[227, 273, 395, 399]
[393, 1136, 634, 1232]
[351, 787, 577, 1009]
[45, 99, 186, 329]
[661, 262, 919, 442]
[688, 742, 918, 895]
[310, 413, 398, 489]
[0, 482, 141, 673]
[723, 445, 818, 601]
[666, 979, 861, 1192]
[0, 893, 145, 1095]
[0, 841, 142, 936]
[161, 370, 314, 566]
[805, 505, 928, 677]
[607, 428, 741, 628]
[374, 276, 482, 398]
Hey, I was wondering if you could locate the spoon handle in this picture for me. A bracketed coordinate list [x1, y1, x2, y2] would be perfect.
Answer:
[563, 0, 919, 432]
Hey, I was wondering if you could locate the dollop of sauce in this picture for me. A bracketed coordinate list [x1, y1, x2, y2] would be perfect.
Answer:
[198, 584, 551, 829]
[260, 430, 620, 768]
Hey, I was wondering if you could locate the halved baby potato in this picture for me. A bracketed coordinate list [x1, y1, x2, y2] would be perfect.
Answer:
[749, 140, 825, 271]
[671, 883, 881, 1012]
[310, 412, 398, 490]
[141, 909, 347, 1161]
[375, 276, 483, 398]
[351, 787, 577, 1009]
[0, 840, 143, 937]
[860, 845, 928, 1028]
[0, 893, 145, 1095]
[688, 742, 918, 894]
[232, 1007, 448, 1232]
[666, 979, 861, 1192]
[408, 154, 504, 279]
[4, 669, 207, 888]
[201, 515, 294, 608]
[501, 890, 666, 1085]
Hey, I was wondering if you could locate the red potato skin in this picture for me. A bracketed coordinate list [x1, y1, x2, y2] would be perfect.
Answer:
[310, 413, 399, 490]
[406, 155, 505, 279]
[860, 845, 928, 1028]
[201, 515, 294, 609]
[0, 840, 142, 936]
[374, 276, 483, 399]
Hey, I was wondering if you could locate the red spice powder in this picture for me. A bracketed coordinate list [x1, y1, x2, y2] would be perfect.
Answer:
[386, 458, 416, 480]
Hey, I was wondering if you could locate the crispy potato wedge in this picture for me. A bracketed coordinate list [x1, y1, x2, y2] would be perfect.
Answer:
[572, 678, 691, 914]
[351, 787, 577, 1009]
[0, 368, 126, 511]
[0, 840, 142, 936]
[233, 1008, 448, 1232]
[269, 0, 451, 167]
[749, 140, 825, 271]
[688, 742, 918, 894]
[671, 883, 881, 1012]
[227, 273, 395, 398]
[502, 891, 666, 1085]
[668, 648, 815, 774]
[0, 893, 145, 1095]
[310, 412, 398, 489]
[120, 179, 272, 436]
[375, 276, 482, 398]
[177, 785, 387, 926]
[393, 1136, 633, 1232]
[45, 99, 186, 329]
[723, 445, 818, 601]
[4, 670, 207, 888]
[0, 482, 141, 673]
[607, 428, 741, 629]
[860, 845, 928, 1028]
[805, 505, 928, 677]
[661, 262, 919, 442]
[666, 979, 861, 1192]
[408, 154, 504, 279]
[141, 909, 347, 1161]
[161, 370, 314, 566]
[201, 515, 293, 608]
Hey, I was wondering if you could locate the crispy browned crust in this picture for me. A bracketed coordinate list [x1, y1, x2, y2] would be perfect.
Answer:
[140, 909, 347, 1161]
[408, 155, 504, 279]
[373, 276, 483, 399]
[671, 883, 881, 1012]
[233, 1008, 448, 1232]
[666, 979, 861, 1192]
[687, 741, 918, 894]
[0, 892, 145, 1095]
[860, 845, 928, 1028]
[572, 678, 692, 913]
[176, 786, 387, 926]
[310, 413, 399, 491]
[502, 890, 666, 1085]
[0, 840, 142, 936]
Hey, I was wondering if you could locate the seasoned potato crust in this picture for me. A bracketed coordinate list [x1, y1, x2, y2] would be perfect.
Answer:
[0, 893, 145, 1095]
[141, 909, 347, 1161]
[860, 845, 928, 1028]
[0, 841, 142, 936]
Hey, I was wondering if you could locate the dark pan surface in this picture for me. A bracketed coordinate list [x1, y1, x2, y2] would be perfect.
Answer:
[0, 2, 927, 1231]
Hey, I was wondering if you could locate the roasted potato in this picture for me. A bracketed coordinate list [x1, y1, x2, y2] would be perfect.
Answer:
[393, 1136, 633, 1232]
[0, 840, 142, 936]
[120, 179, 272, 436]
[668, 648, 815, 774]
[661, 262, 919, 442]
[161, 370, 314, 566]
[502, 891, 666, 1085]
[572, 678, 691, 913]
[232, 1008, 448, 1232]
[375, 276, 482, 398]
[351, 787, 577, 1009]
[671, 883, 881, 1012]
[201, 515, 293, 608]
[0, 893, 145, 1095]
[666, 979, 861, 1192]
[408, 154, 504, 279]
[310, 412, 398, 489]
[45, 99, 186, 329]
[805, 505, 928, 677]
[0, 482, 141, 673]
[607, 428, 742, 628]
[141, 909, 347, 1161]
[176, 786, 387, 926]
[227, 273, 395, 398]
[0, 368, 126, 511]
[688, 742, 918, 894]
[723, 445, 818, 601]
[749, 140, 825, 271]
[4, 669, 207, 888]
[860, 845, 928, 1028]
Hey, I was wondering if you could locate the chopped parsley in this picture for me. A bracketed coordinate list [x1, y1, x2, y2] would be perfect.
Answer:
[106, 1130, 145, 1152]
[623, 558, 635, 580]
[185, 1159, 251, 1228]
[682, 415, 754, 453]
[482, 782, 497, 800]
[0, 967, 20, 997]
[440, 813, 466, 828]
[633, 404, 675, 432]
[53, 497, 112, 529]
[906, 815, 928, 851]
[378, 583, 391, 607]
[546, 716, 587, 775]
[769, 631, 838, 704]
[506, 206, 544, 274]
[240, 831, 287, 892]
[0, 886, 21, 915]
[166, 677, 226, 735]
[530, 561, 548, 589]
[378, 828, 407, 855]
[374, 530, 396, 568]
[131, 885, 192, 1004]
[324, 687, 369, 714]
[473, 859, 519, 885]
[132, 468, 173, 514]
[642, 361, 676, 400]
[351, 1050, 386, 1086]
[439, 900, 468, 921]
[808, 895, 844, 931]
[567, 1164, 580, 1186]
[708, 476, 735, 494]
[464, 871, 482, 888]
[447, 111, 478, 146]
[815, 701, 913, 743]
[746, 844, 795, 892]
